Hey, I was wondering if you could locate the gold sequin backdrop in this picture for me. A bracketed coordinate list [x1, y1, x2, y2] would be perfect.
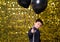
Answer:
[0, 0, 60, 42]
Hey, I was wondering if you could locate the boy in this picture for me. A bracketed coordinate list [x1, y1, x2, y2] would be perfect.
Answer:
[28, 18, 43, 42]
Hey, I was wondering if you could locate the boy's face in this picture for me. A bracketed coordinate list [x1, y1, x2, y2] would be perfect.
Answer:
[34, 22, 42, 29]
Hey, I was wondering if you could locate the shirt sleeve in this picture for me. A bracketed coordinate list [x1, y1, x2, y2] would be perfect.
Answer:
[28, 28, 33, 39]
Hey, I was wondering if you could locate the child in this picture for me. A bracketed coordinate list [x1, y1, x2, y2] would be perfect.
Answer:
[28, 18, 43, 42]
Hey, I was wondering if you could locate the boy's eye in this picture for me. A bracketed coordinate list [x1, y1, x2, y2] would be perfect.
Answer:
[38, 23, 40, 25]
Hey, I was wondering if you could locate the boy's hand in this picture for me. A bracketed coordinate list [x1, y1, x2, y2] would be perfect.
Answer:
[31, 28, 36, 33]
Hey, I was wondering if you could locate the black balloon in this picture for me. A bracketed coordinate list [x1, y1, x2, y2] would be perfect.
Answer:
[17, 0, 31, 8]
[31, 0, 48, 14]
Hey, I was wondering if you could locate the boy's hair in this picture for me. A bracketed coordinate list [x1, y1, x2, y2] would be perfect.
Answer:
[35, 18, 43, 25]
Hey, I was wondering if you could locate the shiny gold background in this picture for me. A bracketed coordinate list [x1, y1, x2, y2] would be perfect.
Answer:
[0, 0, 60, 42]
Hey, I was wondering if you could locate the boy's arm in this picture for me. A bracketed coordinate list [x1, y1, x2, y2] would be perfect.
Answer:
[28, 28, 33, 39]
